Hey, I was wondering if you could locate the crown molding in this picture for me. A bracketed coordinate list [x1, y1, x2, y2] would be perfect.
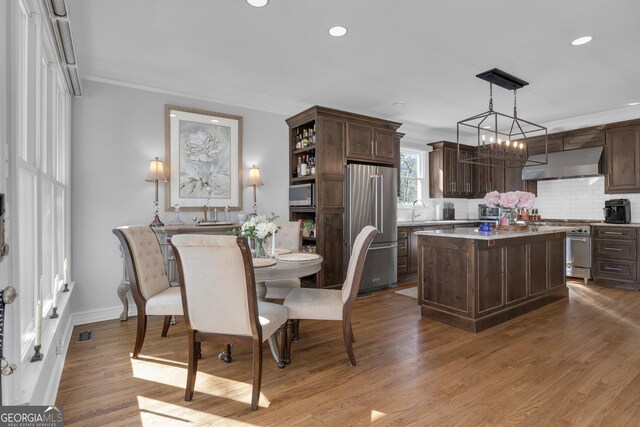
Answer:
[80, 59, 311, 116]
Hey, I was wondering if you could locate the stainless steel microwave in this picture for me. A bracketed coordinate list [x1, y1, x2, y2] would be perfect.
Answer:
[478, 204, 500, 220]
[289, 183, 315, 207]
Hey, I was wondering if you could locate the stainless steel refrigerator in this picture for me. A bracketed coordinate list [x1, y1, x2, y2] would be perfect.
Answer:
[345, 163, 398, 293]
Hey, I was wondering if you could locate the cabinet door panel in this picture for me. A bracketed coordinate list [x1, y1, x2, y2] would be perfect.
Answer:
[563, 130, 604, 150]
[526, 136, 563, 155]
[346, 123, 373, 160]
[477, 247, 504, 312]
[605, 126, 640, 193]
[374, 128, 397, 164]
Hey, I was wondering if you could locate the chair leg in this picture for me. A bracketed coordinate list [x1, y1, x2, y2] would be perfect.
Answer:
[161, 315, 172, 337]
[184, 332, 199, 401]
[284, 320, 293, 364]
[275, 324, 287, 368]
[342, 319, 357, 366]
[251, 338, 263, 410]
[219, 344, 232, 363]
[292, 319, 300, 341]
[132, 313, 147, 359]
[350, 324, 356, 343]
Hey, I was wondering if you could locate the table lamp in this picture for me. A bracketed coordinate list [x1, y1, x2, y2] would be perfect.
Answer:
[145, 156, 168, 227]
[246, 164, 263, 216]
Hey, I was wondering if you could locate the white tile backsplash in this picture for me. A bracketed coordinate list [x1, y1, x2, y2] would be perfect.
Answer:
[402, 176, 640, 222]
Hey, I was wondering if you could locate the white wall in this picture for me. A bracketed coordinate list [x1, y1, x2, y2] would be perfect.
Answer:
[71, 80, 289, 320]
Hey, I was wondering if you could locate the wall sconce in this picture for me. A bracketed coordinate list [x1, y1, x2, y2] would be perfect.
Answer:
[145, 157, 167, 227]
[246, 164, 264, 216]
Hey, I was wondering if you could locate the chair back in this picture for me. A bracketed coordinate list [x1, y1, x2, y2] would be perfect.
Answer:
[113, 225, 171, 302]
[341, 226, 378, 304]
[171, 234, 259, 338]
[265, 220, 302, 252]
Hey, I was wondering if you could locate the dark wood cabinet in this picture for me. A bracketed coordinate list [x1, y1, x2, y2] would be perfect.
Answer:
[428, 142, 474, 198]
[346, 123, 398, 165]
[287, 106, 401, 288]
[418, 231, 567, 332]
[563, 130, 605, 150]
[397, 224, 454, 278]
[604, 125, 640, 193]
[592, 226, 640, 289]
[526, 135, 563, 155]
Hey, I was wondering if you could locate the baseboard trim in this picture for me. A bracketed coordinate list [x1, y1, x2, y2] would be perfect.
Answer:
[72, 305, 138, 326]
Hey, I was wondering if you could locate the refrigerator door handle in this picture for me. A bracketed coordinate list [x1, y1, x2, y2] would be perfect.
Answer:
[368, 243, 398, 250]
[379, 175, 384, 234]
[371, 175, 378, 230]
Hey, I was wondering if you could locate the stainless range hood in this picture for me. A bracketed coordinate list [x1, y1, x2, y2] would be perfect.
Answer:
[522, 146, 603, 180]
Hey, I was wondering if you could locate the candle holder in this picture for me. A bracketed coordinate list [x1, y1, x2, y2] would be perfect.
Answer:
[62, 283, 69, 293]
[30, 345, 43, 362]
[50, 306, 59, 319]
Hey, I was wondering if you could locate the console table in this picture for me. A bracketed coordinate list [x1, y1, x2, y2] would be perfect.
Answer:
[117, 223, 239, 320]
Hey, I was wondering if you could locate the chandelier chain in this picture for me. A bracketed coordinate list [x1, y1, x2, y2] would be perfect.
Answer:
[513, 89, 518, 118]
[488, 81, 494, 112]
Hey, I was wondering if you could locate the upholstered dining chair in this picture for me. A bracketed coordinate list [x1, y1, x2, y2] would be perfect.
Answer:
[264, 220, 303, 300]
[283, 225, 378, 366]
[113, 225, 183, 359]
[170, 234, 289, 410]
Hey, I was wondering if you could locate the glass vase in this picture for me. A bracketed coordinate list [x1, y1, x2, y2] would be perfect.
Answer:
[499, 208, 518, 226]
[254, 237, 268, 259]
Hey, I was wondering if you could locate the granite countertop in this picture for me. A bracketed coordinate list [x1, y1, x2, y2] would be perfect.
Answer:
[589, 222, 640, 228]
[397, 219, 481, 227]
[414, 225, 574, 240]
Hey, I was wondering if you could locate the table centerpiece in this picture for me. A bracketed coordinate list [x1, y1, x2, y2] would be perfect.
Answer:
[240, 214, 280, 258]
[483, 191, 536, 230]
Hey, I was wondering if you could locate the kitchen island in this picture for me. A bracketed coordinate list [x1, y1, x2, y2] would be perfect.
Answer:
[416, 226, 571, 333]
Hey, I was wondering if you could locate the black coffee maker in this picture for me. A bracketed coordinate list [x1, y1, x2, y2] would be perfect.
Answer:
[604, 199, 631, 224]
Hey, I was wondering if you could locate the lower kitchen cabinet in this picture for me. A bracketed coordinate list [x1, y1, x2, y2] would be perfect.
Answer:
[398, 224, 454, 278]
[592, 226, 640, 290]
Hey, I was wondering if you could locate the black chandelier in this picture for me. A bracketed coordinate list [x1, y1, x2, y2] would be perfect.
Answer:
[456, 68, 547, 167]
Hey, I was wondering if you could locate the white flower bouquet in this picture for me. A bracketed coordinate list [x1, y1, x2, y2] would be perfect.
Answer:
[240, 214, 279, 258]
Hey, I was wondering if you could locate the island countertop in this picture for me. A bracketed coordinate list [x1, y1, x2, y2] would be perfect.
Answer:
[414, 225, 574, 240]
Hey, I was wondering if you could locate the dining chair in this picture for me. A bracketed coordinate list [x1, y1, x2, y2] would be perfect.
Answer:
[170, 234, 289, 410]
[113, 225, 183, 359]
[283, 225, 378, 366]
[264, 220, 303, 300]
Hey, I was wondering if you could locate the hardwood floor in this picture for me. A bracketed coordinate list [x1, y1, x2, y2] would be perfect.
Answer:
[57, 281, 640, 426]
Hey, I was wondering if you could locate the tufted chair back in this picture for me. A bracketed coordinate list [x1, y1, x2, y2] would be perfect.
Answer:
[116, 225, 171, 301]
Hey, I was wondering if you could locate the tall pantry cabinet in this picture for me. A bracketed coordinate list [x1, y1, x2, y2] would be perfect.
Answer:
[286, 106, 402, 288]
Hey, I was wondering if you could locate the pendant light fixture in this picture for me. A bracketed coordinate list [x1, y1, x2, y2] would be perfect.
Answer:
[457, 68, 547, 168]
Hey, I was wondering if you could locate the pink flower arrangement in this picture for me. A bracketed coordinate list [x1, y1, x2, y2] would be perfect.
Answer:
[484, 191, 536, 209]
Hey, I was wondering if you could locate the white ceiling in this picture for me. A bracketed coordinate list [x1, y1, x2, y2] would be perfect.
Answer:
[67, 0, 640, 142]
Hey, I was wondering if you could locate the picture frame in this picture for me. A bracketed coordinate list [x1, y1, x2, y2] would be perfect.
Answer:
[164, 105, 243, 211]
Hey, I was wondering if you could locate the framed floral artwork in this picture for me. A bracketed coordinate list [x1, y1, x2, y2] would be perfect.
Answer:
[164, 105, 243, 211]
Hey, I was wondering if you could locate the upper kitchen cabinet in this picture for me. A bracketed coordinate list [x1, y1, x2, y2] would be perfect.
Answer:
[525, 135, 563, 155]
[605, 125, 640, 193]
[429, 141, 474, 198]
[563, 129, 605, 150]
[346, 123, 398, 165]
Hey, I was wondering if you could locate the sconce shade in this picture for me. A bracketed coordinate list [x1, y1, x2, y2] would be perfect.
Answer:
[246, 164, 264, 187]
[145, 157, 167, 182]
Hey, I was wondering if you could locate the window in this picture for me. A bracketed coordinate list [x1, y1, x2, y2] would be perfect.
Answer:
[398, 150, 424, 204]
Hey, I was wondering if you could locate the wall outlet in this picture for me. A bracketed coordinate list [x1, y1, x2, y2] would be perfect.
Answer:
[55, 340, 62, 356]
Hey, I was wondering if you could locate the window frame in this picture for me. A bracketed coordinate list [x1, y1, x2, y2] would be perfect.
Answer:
[398, 148, 425, 205]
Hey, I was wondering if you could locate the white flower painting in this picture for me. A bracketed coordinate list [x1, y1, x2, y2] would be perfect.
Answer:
[179, 121, 231, 199]
[165, 105, 242, 210]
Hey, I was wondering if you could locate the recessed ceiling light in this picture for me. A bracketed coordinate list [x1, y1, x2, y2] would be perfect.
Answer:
[571, 36, 592, 46]
[392, 101, 405, 107]
[247, 0, 268, 7]
[328, 26, 348, 37]
[169, 114, 176, 117]
[628, 102, 640, 106]
[482, 125, 492, 129]
[211, 119, 219, 123]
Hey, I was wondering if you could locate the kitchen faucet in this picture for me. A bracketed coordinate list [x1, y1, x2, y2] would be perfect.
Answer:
[411, 199, 425, 222]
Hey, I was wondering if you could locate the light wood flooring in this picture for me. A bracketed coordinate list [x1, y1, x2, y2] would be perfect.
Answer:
[57, 281, 640, 426]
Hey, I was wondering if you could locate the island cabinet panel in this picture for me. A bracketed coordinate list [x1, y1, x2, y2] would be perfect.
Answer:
[477, 247, 504, 312]
[422, 246, 469, 313]
[505, 244, 528, 303]
[418, 231, 567, 333]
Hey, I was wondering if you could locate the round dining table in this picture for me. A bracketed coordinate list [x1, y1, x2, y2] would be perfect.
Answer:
[252, 253, 323, 301]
